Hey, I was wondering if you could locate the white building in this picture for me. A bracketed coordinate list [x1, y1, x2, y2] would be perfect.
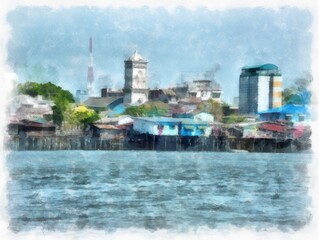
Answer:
[123, 50, 149, 105]
[9, 95, 54, 121]
[239, 64, 282, 115]
[188, 80, 222, 101]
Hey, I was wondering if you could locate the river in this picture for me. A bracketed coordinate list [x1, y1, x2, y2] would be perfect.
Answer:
[6, 151, 312, 232]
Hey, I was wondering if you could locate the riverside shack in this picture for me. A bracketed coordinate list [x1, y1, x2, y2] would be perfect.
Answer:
[258, 104, 310, 123]
[132, 117, 213, 137]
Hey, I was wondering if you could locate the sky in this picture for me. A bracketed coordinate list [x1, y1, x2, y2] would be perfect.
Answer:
[6, 6, 313, 103]
[1, 2, 319, 240]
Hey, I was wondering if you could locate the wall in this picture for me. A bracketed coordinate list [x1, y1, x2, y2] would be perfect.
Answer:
[131, 91, 148, 104]
[133, 119, 179, 136]
[133, 119, 157, 134]
[193, 112, 214, 122]
[132, 67, 147, 89]
[272, 76, 282, 108]
[257, 75, 270, 112]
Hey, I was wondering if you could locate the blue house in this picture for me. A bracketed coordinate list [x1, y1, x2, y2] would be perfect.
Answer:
[180, 119, 211, 136]
[133, 117, 213, 137]
[258, 104, 310, 123]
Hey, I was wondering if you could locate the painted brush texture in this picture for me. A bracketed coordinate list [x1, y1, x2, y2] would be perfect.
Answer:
[7, 151, 312, 232]
[6, 7, 312, 103]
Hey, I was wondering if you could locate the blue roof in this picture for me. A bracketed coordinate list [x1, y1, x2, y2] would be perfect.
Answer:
[134, 117, 210, 125]
[258, 104, 308, 114]
[242, 63, 279, 71]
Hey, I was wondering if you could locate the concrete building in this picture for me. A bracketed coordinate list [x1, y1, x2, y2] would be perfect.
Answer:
[101, 88, 124, 98]
[149, 89, 178, 104]
[239, 63, 282, 115]
[173, 80, 222, 102]
[123, 50, 149, 105]
[188, 80, 222, 101]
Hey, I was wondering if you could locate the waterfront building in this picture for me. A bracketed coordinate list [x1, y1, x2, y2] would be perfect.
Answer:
[123, 50, 149, 105]
[171, 109, 214, 123]
[239, 64, 282, 115]
[8, 119, 56, 137]
[258, 104, 310, 123]
[132, 117, 213, 137]
[9, 95, 54, 122]
[91, 124, 126, 140]
[95, 115, 134, 127]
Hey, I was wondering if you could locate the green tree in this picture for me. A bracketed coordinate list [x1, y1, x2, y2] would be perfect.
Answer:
[282, 73, 312, 105]
[17, 81, 40, 97]
[66, 105, 100, 127]
[198, 99, 223, 122]
[223, 114, 245, 124]
[124, 101, 168, 117]
[17, 81, 75, 125]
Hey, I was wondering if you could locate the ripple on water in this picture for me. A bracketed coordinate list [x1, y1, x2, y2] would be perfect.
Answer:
[6, 151, 312, 232]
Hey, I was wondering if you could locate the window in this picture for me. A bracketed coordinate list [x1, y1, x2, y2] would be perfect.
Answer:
[298, 114, 305, 122]
[157, 124, 164, 130]
[169, 125, 175, 130]
[285, 114, 292, 121]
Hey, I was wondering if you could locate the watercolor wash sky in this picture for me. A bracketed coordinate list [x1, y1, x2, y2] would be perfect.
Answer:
[1, 2, 319, 240]
[6, 6, 313, 103]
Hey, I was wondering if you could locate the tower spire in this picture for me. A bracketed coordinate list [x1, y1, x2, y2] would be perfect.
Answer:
[87, 37, 94, 97]
[89, 37, 92, 53]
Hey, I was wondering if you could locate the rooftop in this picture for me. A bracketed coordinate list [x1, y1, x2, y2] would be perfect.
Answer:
[133, 117, 212, 125]
[127, 50, 145, 62]
[258, 104, 309, 114]
[242, 63, 279, 71]
[83, 97, 123, 108]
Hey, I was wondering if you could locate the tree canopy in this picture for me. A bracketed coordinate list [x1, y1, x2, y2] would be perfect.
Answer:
[17, 81, 75, 125]
[198, 99, 223, 122]
[282, 73, 312, 105]
[124, 101, 168, 117]
[64, 105, 100, 127]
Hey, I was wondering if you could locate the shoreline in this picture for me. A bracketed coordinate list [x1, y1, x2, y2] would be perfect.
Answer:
[4, 134, 311, 153]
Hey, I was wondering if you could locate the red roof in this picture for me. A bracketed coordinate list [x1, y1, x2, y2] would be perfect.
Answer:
[258, 123, 290, 133]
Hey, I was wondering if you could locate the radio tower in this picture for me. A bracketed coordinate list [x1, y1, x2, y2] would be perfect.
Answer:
[87, 37, 94, 97]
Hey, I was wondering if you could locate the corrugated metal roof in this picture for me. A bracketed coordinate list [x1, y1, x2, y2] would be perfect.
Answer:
[92, 124, 119, 129]
[133, 117, 211, 125]
[83, 97, 122, 108]
[95, 117, 119, 124]
[258, 104, 308, 114]
[162, 88, 176, 96]
[258, 123, 290, 133]
[19, 120, 56, 128]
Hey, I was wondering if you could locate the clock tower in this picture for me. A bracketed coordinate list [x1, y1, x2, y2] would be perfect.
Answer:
[123, 50, 149, 105]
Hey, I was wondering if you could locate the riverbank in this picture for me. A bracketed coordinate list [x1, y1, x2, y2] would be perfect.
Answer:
[5, 134, 311, 153]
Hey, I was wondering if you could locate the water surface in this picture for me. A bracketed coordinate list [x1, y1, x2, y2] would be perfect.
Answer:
[6, 151, 312, 232]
